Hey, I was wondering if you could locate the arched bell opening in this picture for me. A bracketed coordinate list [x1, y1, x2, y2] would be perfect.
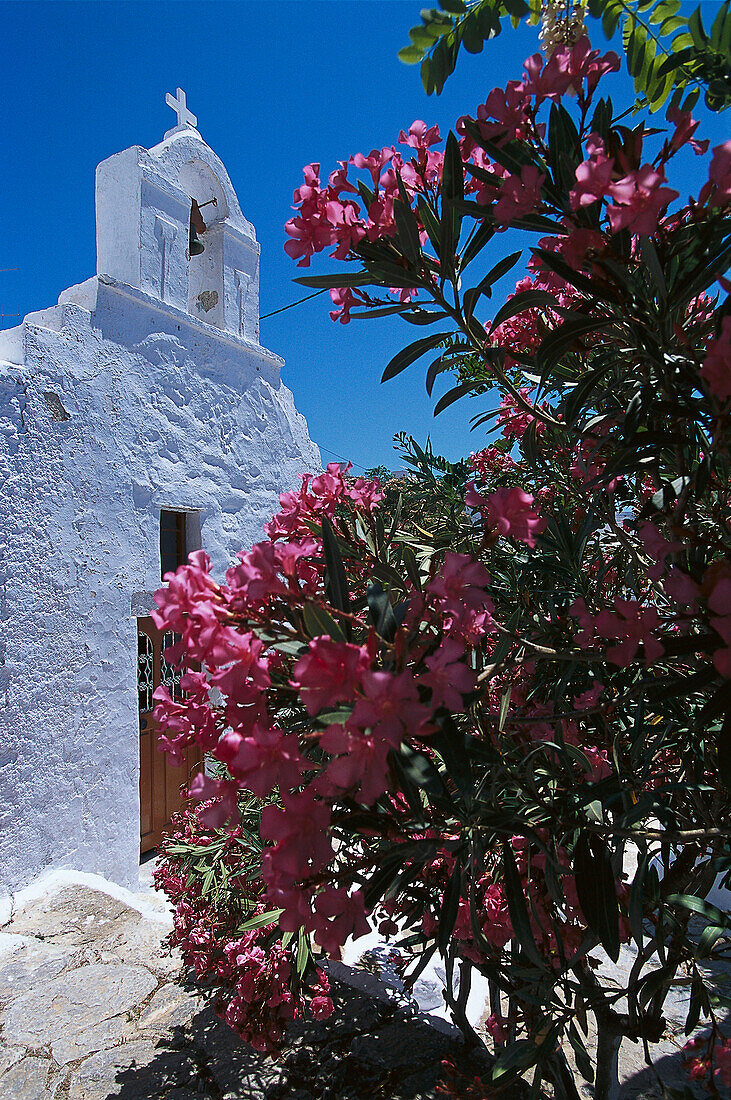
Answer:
[179, 159, 227, 328]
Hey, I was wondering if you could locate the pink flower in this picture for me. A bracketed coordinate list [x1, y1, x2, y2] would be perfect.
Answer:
[709, 575, 731, 678]
[663, 569, 699, 610]
[427, 551, 492, 613]
[468, 446, 516, 478]
[227, 541, 285, 605]
[261, 790, 333, 878]
[470, 485, 546, 547]
[573, 681, 603, 710]
[708, 140, 731, 206]
[480, 883, 513, 950]
[421, 639, 477, 712]
[152, 550, 220, 633]
[484, 1013, 508, 1043]
[606, 166, 679, 235]
[522, 40, 619, 103]
[398, 119, 441, 150]
[214, 724, 306, 798]
[570, 597, 596, 649]
[309, 995, 334, 1020]
[494, 388, 546, 440]
[474, 82, 532, 144]
[351, 670, 432, 745]
[274, 537, 320, 579]
[329, 286, 366, 324]
[189, 773, 239, 828]
[284, 211, 334, 267]
[328, 160, 358, 197]
[636, 521, 682, 579]
[292, 636, 369, 716]
[313, 887, 370, 957]
[570, 137, 614, 210]
[667, 106, 708, 156]
[319, 723, 392, 805]
[700, 317, 731, 402]
[494, 164, 545, 226]
[346, 476, 386, 512]
[594, 599, 664, 666]
[351, 146, 394, 187]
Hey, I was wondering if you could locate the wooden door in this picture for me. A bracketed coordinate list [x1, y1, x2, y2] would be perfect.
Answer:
[137, 617, 202, 854]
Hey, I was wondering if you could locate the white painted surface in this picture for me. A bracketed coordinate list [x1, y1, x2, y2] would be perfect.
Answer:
[0, 122, 320, 894]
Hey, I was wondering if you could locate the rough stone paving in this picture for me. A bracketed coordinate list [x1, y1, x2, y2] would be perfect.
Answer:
[0, 873, 723, 1099]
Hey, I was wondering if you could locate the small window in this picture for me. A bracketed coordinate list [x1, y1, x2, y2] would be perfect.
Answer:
[160, 510, 187, 579]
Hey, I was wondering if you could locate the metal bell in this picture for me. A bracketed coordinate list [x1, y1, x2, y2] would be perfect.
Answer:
[188, 223, 205, 257]
[188, 199, 206, 257]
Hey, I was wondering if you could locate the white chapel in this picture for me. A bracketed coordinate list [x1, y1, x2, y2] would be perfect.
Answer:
[0, 90, 321, 894]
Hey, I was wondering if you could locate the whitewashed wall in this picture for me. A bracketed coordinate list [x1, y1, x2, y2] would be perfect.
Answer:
[0, 127, 320, 894]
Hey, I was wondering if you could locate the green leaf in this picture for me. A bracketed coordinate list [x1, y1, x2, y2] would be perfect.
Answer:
[316, 707, 353, 726]
[489, 289, 557, 334]
[718, 715, 731, 789]
[433, 380, 480, 415]
[688, 5, 708, 48]
[425, 354, 452, 396]
[440, 131, 465, 269]
[601, 0, 623, 39]
[493, 1038, 540, 1081]
[532, 246, 620, 302]
[367, 582, 398, 641]
[394, 193, 422, 265]
[302, 601, 346, 643]
[503, 0, 529, 15]
[562, 362, 613, 426]
[470, 249, 523, 303]
[503, 843, 545, 967]
[667, 893, 731, 928]
[650, 0, 681, 23]
[459, 219, 495, 270]
[433, 716, 473, 799]
[398, 44, 425, 64]
[294, 271, 373, 290]
[397, 742, 444, 798]
[237, 908, 284, 931]
[629, 849, 649, 948]
[321, 516, 350, 616]
[567, 1021, 594, 1083]
[401, 544, 422, 591]
[536, 314, 613, 376]
[438, 861, 463, 955]
[381, 331, 451, 382]
[297, 925, 311, 977]
[696, 925, 727, 959]
[574, 832, 621, 962]
[498, 687, 511, 731]
[417, 196, 443, 257]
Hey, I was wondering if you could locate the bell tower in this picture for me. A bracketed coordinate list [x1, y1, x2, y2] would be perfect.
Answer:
[95, 88, 260, 340]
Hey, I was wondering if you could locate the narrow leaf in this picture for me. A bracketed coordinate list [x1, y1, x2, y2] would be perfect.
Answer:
[574, 832, 621, 962]
[382, 332, 451, 382]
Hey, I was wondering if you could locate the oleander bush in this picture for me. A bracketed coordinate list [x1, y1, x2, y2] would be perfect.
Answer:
[154, 5, 731, 1096]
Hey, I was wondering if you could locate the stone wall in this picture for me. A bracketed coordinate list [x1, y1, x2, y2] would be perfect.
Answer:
[0, 277, 319, 894]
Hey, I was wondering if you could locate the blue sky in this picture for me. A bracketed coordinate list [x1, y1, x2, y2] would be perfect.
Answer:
[3, 1, 726, 472]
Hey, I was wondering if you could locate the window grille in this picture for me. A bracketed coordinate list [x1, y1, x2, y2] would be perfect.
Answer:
[137, 631, 154, 712]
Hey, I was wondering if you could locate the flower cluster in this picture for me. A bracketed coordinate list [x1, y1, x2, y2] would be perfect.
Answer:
[683, 1033, 731, 1090]
[153, 469, 503, 960]
[150, 33, 731, 1092]
[153, 808, 333, 1052]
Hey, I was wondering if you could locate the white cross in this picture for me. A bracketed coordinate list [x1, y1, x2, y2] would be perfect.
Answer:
[165, 87, 197, 131]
